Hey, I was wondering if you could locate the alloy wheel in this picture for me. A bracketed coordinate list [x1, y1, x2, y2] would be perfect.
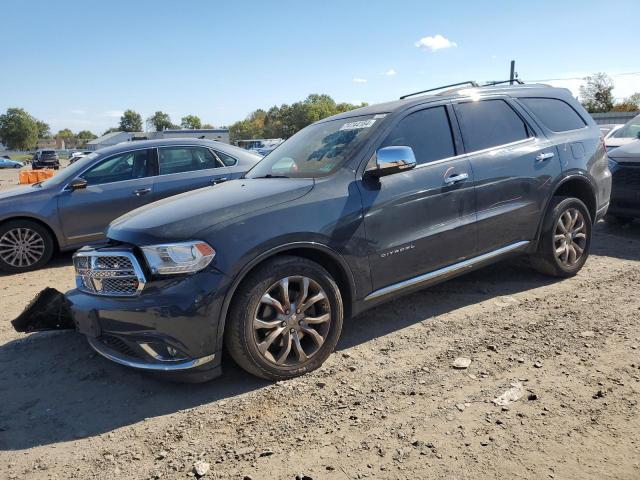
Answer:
[253, 276, 331, 366]
[0, 227, 46, 268]
[554, 208, 587, 267]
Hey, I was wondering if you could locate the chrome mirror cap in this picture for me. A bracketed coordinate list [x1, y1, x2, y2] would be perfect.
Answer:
[368, 146, 417, 178]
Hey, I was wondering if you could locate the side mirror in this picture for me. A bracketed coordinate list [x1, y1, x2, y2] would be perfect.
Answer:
[367, 146, 417, 178]
[68, 178, 88, 190]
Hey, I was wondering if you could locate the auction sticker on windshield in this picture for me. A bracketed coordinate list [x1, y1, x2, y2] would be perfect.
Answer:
[340, 119, 376, 130]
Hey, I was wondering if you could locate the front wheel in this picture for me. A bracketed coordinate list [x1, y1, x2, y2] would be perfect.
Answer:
[530, 197, 592, 277]
[225, 256, 343, 380]
[0, 220, 55, 273]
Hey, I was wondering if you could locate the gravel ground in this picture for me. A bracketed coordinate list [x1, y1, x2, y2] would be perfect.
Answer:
[0, 165, 639, 479]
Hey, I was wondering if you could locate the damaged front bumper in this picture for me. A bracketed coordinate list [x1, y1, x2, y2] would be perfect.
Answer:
[13, 270, 226, 378]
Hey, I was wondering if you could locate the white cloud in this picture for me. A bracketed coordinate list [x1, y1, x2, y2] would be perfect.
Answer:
[69, 109, 86, 115]
[415, 34, 457, 51]
[103, 110, 124, 118]
[384, 69, 397, 76]
[352, 77, 368, 83]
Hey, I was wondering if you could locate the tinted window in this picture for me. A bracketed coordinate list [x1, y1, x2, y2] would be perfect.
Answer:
[214, 150, 237, 166]
[381, 106, 455, 165]
[455, 100, 530, 152]
[520, 97, 586, 132]
[158, 147, 222, 175]
[82, 150, 150, 185]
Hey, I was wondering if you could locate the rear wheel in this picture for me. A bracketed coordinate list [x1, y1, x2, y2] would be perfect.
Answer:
[225, 256, 343, 380]
[530, 197, 592, 277]
[0, 220, 55, 273]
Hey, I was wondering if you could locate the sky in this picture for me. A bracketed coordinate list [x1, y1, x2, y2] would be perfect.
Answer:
[1, 0, 639, 135]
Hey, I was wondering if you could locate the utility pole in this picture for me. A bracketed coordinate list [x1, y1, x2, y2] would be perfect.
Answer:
[509, 60, 517, 84]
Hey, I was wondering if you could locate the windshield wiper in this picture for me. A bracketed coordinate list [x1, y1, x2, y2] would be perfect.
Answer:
[251, 174, 289, 179]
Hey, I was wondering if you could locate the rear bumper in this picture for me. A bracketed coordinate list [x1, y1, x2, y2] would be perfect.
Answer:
[65, 268, 227, 373]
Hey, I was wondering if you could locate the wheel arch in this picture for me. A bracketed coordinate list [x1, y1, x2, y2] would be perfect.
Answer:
[215, 242, 356, 352]
[0, 215, 60, 251]
[534, 174, 597, 248]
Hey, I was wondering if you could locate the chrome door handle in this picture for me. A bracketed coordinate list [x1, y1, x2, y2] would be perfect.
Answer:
[133, 188, 151, 196]
[536, 152, 555, 162]
[444, 172, 469, 185]
[211, 177, 228, 185]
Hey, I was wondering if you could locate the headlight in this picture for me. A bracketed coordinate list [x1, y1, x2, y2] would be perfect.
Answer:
[608, 157, 618, 172]
[141, 241, 215, 275]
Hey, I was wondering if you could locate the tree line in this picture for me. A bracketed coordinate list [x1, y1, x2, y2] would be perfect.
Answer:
[579, 73, 640, 113]
[1, 79, 638, 151]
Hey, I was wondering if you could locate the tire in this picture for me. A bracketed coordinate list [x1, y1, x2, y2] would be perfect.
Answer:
[0, 220, 55, 273]
[530, 197, 592, 277]
[605, 214, 633, 226]
[225, 255, 344, 380]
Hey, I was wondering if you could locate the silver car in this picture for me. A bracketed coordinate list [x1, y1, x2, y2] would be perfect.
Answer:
[0, 138, 260, 272]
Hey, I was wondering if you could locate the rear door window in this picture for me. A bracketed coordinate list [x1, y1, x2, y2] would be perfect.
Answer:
[381, 106, 456, 165]
[519, 97, 586, 132]
[454, 99, 531, 152]
[157, 146, 223, 175]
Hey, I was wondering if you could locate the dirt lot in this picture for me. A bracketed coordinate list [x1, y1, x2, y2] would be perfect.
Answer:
[0, 166, 639, 479]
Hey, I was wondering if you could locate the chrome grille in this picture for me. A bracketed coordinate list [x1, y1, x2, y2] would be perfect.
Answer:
[74, 250, 146, 296]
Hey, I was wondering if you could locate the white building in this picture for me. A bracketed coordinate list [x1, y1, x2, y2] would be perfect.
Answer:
[85, 131, 135, 151]
[149, 128, 230, 143]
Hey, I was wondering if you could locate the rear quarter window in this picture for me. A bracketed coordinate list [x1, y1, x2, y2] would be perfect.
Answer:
[519, 97, 586, 132]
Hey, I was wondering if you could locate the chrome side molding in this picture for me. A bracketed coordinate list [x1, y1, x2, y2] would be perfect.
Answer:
[365, 241, 530, 301]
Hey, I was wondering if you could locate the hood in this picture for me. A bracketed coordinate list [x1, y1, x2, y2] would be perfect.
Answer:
[605, 137, 636, 148]
[608, 139, 640, 163]
[0, 183, 53, 202]
[108, 178, 314, 245]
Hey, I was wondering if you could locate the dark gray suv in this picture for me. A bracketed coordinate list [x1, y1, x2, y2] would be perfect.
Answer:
[66, 82, 611, 382]
[0, 139, 259, 272]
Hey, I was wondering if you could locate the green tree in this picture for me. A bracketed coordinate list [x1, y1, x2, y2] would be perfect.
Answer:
[580, 73, 614, 113]
[148, 111, 174, 131]
[77, 130, 97, 146]
[0, 108, 39, 150]
[181, 115, 202, 129]
[119, 109, 143, 132]
[103, 127, 121, 135]
[202, 123, 215, 129]
[228, 94, 367, 142]
[612, 92, 640, 112]
[36, 120, 51, 139]
[56, 128, 74, 139]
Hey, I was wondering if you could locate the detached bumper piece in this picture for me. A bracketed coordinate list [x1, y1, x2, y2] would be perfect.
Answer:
[11, 287, 75, 333]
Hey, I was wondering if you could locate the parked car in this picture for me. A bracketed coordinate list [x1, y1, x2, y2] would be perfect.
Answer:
[69, 151, 92, 164]
[599, 123, 623, 138]
[32, 150, 60, 170]
[0, 139, 259, 272]
[604, 114, 640, 151]
[606, 140, 640, 223]
[0, 158, 24, 169]
[65, 82, 610, 383]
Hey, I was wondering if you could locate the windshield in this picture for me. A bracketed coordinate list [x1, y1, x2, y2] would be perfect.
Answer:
[39, 152, 100, 187]
[246, 115, 380, 179]
[613, 114, 640, 139]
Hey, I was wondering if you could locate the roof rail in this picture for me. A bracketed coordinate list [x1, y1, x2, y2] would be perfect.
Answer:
[399, 81, 479, 100]
[482, 79, 525, 86]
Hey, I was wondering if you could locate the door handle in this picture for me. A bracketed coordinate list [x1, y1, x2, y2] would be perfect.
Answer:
[444, 172, 469, 185]
[536, 152, 555, 162]
[211, 177, 228, 185]
[133, 188, 151, 196]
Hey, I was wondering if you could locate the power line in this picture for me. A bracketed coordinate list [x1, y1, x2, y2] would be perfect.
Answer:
[528, 71, 640, 83]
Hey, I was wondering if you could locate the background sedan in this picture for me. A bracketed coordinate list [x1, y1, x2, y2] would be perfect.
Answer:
[0, 158, 24, 169]
[0, 138, 260, 272]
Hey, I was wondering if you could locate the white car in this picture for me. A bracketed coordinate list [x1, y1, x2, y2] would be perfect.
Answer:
[605, 114, 640, 152]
